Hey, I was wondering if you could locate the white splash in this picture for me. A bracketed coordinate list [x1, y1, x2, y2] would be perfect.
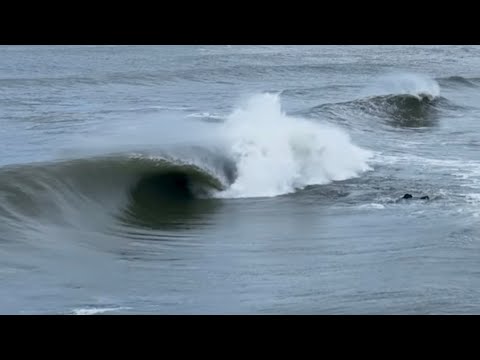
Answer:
[217, 93, 373, 198]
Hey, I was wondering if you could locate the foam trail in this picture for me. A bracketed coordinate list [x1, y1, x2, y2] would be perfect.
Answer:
[217, 93, 372, 198]
[72, 307, 128, 315]
[362, 73, 441, 99]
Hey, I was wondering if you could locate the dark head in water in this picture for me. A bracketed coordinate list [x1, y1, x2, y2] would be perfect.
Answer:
[399, 193, 429, 201]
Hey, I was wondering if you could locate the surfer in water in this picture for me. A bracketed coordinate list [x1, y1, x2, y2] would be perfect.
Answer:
[397, 193, 429, 202]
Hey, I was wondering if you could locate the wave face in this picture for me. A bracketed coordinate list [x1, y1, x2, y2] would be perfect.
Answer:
[349, 93, 442, 127]
[0, 153, 231, 232]
[0, 94, 372, 230]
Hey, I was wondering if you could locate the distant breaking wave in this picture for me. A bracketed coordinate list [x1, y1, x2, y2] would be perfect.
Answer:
[436, 76, 480, 88]
[306, 73, 456, 128]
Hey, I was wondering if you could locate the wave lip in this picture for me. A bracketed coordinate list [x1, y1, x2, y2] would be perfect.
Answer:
[361, 73, 441, 99]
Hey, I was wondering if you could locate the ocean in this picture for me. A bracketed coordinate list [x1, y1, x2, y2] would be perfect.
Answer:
[1, 45, 479, 314]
